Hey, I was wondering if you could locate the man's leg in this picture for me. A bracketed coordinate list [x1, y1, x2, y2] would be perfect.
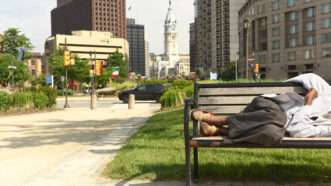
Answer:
[200, 122, 229, 136]
[191, 110, 227, 126]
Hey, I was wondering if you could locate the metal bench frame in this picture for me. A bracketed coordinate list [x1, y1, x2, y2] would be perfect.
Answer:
[183, 82, 331, 186]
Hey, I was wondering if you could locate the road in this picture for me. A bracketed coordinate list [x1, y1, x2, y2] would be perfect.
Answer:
[0, 98, 160, 186]
[56, 97, 122, 109]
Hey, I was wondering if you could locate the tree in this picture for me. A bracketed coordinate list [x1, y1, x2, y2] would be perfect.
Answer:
[48, 50, 90, 88]
[221, 62, 236, 81]
[107, 51, 128, 79]
[0, 54, 31, 87]
[1, 28, 33, 57]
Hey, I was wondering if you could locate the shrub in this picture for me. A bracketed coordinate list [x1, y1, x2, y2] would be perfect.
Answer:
[160, 88, 184, 109]
[33, 92, 49, 109]
[12, 92, 34, 109]
[183, 85, 194, 98]
[0, 92, 11, 111]
[39, 87, 57, 107]
[172, 80, 193, 89]
[57, 89, 74, 96]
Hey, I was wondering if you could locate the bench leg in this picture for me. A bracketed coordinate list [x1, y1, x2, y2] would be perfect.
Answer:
[185, 142, 192, 186]
[193, 147, 199, 182]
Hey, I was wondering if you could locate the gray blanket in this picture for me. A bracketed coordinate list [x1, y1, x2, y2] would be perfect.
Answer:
[227, 96, 287, 146]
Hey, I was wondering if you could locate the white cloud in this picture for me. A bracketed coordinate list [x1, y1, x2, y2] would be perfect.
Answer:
[0, 0, 194, 54]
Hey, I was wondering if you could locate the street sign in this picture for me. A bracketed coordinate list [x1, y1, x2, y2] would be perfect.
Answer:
[46, 75, 54, 87]
[112, 66, 120, 79]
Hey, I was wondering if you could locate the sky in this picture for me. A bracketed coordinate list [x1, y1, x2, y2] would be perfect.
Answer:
[0, 0, 194, 54]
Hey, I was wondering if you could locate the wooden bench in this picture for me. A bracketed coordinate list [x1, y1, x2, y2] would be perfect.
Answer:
[183, 82, 331, 186]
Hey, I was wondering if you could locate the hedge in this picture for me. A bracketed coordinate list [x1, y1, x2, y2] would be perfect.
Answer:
[0, 88, 57, 112]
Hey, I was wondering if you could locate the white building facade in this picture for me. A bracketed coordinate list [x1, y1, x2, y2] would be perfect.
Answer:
[157, 0, 190, 79]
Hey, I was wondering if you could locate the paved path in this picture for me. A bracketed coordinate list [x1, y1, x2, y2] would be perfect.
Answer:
[0, 102, 160, 186]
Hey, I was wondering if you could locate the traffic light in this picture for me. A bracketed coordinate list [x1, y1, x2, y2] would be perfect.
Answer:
[64, 50, 71, 67]
[254, 63, 260, 74]
[95, 60, 104, 76]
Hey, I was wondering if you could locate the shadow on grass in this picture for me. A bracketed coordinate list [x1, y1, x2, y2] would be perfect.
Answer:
[112, 161, 331, 184]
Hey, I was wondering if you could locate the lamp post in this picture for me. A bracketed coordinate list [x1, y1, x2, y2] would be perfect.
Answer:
[8, 65, 16, 89]
[244, 20, 250, 79]
[90, 51, 97, 110]
[63, 38, 71, 109]
[235, 52, 239, 81]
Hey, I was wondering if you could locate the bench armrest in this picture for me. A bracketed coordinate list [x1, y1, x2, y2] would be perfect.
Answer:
[184, 99, 193, 143]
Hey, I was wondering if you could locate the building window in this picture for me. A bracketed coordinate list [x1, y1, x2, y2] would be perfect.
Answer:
[304, 0, 312, 3]
[289, 24, 298, 34]
[272, 0, 280, 11]
[272, 40, 280, 49]
[272, 27, 280, 37]
[321, 3, 331, 14]
[304, 35, 315, 46]
[287, 0, 296, 7]
[305, 21, 315, 32]
[257, 54, 266, 64]
[321, 48, 331, 58]
[304, 7, 315, 18]
[304, 49, 315, 60]
[321, 33, 331, 44]
[272, 53, 280, 63]
[321, 18, 331, 29]
[288, 11, 298, 21]
[288, 51, 296, 62]
[272, 14, 280, 24]
[288, 38, 297, 48]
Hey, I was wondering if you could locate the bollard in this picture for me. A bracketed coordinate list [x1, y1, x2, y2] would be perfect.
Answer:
[128, 94, 135, 109]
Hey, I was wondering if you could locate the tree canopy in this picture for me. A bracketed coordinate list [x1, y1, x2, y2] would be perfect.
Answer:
[0, 54, 31, 87]
[0, 28, 33, 58]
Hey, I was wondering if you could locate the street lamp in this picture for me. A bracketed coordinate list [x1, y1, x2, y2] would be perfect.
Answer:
[8, 65, 17, 89]
[244, 19, 250, 79]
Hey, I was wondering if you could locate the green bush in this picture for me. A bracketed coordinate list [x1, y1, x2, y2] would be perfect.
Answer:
[160, 88, 184, 109]
[33, 92, 49, 109]
[12, 92, 34, 109]
[171, 80, 193, 89]
[0, 92, 11, 111]
[39, 87, 57, 107]
[183, 85, 194, 98]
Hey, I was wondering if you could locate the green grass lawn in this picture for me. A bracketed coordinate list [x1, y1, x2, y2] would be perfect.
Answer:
[104, 109, 331, 183]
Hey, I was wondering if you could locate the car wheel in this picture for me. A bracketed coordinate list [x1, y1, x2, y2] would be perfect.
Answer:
[122, 97, 129, 103]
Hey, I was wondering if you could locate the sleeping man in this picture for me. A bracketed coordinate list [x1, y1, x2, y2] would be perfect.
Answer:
[191, 73, 331, 145]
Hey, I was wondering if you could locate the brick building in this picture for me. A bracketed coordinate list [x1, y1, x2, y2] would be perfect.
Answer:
[52, 0, 127, 38]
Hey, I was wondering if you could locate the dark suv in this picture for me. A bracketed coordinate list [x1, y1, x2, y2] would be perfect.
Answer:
[118, 84, 169, 103]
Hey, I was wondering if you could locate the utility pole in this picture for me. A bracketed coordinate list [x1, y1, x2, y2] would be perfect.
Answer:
[244, 20, 250, 79]
[90, 51, 97, 110]
[64, 37, 70, 109]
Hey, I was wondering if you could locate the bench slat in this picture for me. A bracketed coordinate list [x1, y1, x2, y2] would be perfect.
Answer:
[199, 96, 255, 105]
[191, 137, 331, 148]
[199, 87, 306, 96]
[199, 106, 246, 114]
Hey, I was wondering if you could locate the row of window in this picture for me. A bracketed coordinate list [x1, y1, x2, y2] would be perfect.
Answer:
[272, 0, 331, 13]
[257, 48, 331, 64]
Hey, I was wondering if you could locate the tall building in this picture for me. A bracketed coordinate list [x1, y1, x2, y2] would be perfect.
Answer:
[127, 18, 147, 76]
[156, 0, 190, 79]
[238, 0, 331, 80]
[189, 23, 197, 72]
[51, 0, 127, 38]
[192, 0, 246, 78]
[45, 30, 129, 60]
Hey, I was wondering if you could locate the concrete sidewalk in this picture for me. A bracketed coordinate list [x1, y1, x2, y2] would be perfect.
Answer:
[0, 103, 159, 186]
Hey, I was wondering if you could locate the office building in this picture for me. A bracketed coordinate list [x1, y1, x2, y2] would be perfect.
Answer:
[127, 18, 147, 76]
[191, 0, 246, 78]
[45, 30, 129, 60]
[239, 0, 331, 80]
[51, 0, 127, 38]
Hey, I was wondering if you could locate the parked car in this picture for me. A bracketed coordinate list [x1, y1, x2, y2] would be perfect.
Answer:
[118, 84, 170, 103]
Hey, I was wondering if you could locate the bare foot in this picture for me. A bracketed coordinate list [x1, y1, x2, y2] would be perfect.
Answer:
[200, 122, 219, 136]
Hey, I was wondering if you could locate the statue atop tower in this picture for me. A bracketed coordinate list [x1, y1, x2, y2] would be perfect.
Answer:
[164, 0, 179, 65]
